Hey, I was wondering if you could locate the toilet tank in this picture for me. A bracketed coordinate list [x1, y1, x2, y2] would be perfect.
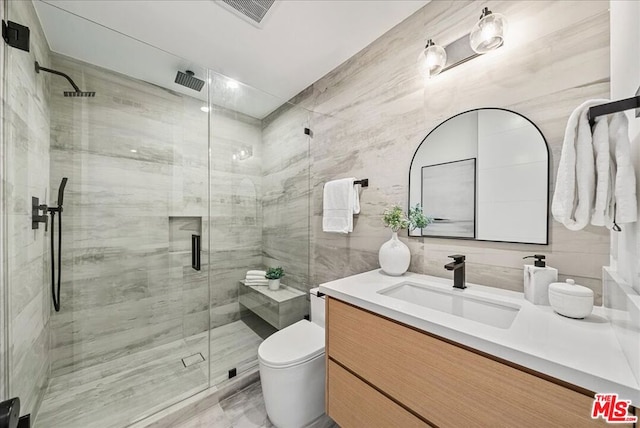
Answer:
[310, 287, 325, 328]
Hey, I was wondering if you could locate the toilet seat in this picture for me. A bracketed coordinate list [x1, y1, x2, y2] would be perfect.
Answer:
[258, 320, 325, 369]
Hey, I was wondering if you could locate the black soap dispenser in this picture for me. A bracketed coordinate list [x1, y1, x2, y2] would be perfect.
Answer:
[523, 254, 546, 267]
[523, 254, 557, 305]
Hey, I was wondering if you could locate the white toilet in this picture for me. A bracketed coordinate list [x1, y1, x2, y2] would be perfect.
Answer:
[258, 288, 326, 428]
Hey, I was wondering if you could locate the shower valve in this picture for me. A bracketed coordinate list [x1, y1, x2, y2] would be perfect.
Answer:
[31, 196, 48, 230]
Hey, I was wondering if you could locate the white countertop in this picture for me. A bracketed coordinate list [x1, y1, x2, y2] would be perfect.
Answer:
[319, 269, 640, 406]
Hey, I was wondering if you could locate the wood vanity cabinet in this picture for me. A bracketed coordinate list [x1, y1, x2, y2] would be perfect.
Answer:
[325, 297, 633, 428]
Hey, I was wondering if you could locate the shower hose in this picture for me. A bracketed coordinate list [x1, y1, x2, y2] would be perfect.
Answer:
[50, 208, 62, 312]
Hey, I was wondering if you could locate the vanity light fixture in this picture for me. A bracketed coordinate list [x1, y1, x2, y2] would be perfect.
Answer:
[418, 39, 447, 78]
[420, 7, 507, 78]
[469, 7, 508, 54]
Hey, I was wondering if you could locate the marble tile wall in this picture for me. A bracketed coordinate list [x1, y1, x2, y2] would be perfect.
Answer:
[3, 0, 52, 417]
[261, 100, 311, 293]
[48, 54, 263, 375]
[266, 1, 611, 300]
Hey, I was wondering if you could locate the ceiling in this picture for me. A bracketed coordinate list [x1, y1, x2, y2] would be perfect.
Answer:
[33, 0, 428, 118]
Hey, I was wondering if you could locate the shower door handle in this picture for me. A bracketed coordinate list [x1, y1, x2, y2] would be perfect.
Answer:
[191, 234, 201, 271]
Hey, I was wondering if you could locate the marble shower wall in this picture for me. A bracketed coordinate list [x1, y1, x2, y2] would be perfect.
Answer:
[48, 54, 262, 375]
[3, 0, 51, 417]
[48, 53, 207, 376]
[261, 101, 311, 292]
[277, 1, 611, 299]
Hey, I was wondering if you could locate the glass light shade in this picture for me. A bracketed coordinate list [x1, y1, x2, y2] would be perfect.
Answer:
[418, 40, 447, 78]
[470, 11, 507, 54]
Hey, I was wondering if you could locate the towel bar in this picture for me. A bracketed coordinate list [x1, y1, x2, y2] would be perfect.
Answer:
[588, 88, 640, 127]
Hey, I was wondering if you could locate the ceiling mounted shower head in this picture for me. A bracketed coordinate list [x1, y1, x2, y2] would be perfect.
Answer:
[175, 70, 205, 92]
[64, 91, 95, 97]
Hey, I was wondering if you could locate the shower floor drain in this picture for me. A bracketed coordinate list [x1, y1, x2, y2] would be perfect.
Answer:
[182, 353, 205, 368]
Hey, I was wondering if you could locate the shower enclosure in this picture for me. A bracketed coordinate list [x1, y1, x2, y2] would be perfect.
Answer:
[1, 1, 312, 426]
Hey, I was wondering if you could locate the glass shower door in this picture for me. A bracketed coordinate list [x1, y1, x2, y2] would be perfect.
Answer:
[207, 70, 312, 387]
[41, 60, 211, 428]
[3, 2, 212, 426]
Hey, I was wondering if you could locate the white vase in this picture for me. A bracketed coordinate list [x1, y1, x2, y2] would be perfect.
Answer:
[378, 231, 410, 276]
[268, 278, 281, 291]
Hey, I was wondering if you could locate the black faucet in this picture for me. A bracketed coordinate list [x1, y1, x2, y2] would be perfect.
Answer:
[444, 254, 466, 289]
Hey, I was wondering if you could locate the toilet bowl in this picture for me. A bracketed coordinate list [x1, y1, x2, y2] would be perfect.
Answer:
[258, 288, 326, 428]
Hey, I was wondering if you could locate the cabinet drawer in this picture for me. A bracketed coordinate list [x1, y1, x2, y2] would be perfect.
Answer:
[327, 297, 620, 428]
[327, 359, 430, 428]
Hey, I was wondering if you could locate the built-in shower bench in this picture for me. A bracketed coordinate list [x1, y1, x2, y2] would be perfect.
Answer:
[238, 281, 307, 330]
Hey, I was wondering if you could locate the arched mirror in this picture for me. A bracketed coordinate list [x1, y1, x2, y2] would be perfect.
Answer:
[409, 108, 549, 244]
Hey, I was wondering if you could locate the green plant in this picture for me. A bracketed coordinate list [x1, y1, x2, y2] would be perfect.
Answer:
[408, 204, 433, 230]
[382, 205, 409, 232]
[265, 267, 284, 280]
[382, 204, 432, 232]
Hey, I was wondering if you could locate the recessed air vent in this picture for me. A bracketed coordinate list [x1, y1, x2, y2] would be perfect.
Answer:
[218, 0, 275, 26]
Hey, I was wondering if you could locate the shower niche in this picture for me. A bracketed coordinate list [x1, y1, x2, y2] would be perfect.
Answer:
[169, 216, 202, 270]
[169, 216, 202, 254]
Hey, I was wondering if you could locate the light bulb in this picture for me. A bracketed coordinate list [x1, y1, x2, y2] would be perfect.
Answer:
[232, 154, 237, 160]
[200, 106, 210, 113]
[240, 150, 246, 156]
[418, 39, 447, 78]
[470, 8, 507, 54]
[226, 79, 239, 89]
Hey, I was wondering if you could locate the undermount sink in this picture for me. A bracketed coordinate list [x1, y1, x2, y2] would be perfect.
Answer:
[377, 281, 520, 329]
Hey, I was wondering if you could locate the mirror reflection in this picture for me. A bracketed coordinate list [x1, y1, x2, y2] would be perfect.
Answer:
[409, 108, 549, 244]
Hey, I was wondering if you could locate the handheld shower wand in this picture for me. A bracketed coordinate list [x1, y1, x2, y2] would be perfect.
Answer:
[56, 177, 67, 207]
[48, 177, 68, 312]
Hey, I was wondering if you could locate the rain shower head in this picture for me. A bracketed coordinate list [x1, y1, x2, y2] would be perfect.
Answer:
[35, 61, 96, 97]
[175, 70, 205, 92]
[64, 91, 95, 97]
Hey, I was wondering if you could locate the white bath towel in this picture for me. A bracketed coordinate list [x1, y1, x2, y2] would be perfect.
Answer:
[552, 99, 608, 230]
[246, 270, 266, 276]
[609, 113, 637, 224]
[591, 117, 615, 228]
[245, 275, 267, 280]
[322, 178, 360, 233]
[244, 279, 268, 285]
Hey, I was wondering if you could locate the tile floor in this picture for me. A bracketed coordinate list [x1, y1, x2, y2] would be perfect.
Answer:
[35, 316, 275, 428]
[174, 381, 337, 428]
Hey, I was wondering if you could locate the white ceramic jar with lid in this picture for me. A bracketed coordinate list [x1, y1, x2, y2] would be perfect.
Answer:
[548, 279, 594, 319]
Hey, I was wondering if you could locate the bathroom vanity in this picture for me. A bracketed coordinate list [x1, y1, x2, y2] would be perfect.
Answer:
[320, 270, 639, 428]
